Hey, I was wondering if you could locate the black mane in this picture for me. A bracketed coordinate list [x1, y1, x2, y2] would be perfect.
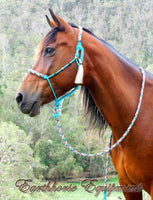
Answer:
[36, 26, 60, 58]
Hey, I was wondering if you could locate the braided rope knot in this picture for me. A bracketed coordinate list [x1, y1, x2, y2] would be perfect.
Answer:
[53, 106, 60, 118]
[43, 75, 48, 80]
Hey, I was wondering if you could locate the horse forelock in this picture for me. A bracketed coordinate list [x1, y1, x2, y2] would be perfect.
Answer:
[34, 26, 60, 60]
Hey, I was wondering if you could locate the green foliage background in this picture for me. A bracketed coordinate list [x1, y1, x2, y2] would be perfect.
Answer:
[0, 0, 152, 199]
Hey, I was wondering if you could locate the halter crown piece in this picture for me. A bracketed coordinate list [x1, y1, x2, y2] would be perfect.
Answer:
[28, 26, 146, 200]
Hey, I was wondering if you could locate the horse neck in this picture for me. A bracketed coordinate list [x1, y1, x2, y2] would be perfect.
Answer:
[82, 32, 142, 140]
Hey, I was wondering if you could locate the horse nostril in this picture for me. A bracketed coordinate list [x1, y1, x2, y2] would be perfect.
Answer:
[16, 92, 24, 105]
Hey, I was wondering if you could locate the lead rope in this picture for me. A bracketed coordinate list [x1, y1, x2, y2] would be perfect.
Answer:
[52, 67, 145, 200]
[53, 67, 145, 156]
[103, 135, 112, 200]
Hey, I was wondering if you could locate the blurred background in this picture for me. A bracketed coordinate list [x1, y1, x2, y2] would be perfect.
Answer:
[0, 0, 153, 199]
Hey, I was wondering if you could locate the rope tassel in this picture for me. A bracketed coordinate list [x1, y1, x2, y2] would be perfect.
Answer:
[74, 64, 84, 84]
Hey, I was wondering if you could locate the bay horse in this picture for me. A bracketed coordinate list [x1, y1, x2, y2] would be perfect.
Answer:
[16, 9, 153, 200]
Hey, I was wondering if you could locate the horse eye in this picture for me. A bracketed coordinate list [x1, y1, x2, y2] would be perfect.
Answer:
[44, 47, 55, 56]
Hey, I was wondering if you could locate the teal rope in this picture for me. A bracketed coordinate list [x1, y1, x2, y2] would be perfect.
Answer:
[52, 66, 145, 156]
[103, 135, 112, 200]
[103, 191, 107, 200]
[48, 58, 77, 79]
[53, 86, 79, 118]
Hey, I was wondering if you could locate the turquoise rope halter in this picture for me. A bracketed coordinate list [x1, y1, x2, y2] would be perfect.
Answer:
[28, 26, 146, 200]
[29, 26, 84, 110]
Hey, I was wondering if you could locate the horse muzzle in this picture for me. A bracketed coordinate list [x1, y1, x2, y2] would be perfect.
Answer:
[16, 91, 40, 117]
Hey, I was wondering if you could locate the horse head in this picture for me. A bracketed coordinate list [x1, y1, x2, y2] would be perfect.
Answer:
[16, 9, 83, 117]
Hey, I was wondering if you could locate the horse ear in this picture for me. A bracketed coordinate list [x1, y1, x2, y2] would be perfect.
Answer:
[45, 15, 56, 28]
[49, 8, 71, 32]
